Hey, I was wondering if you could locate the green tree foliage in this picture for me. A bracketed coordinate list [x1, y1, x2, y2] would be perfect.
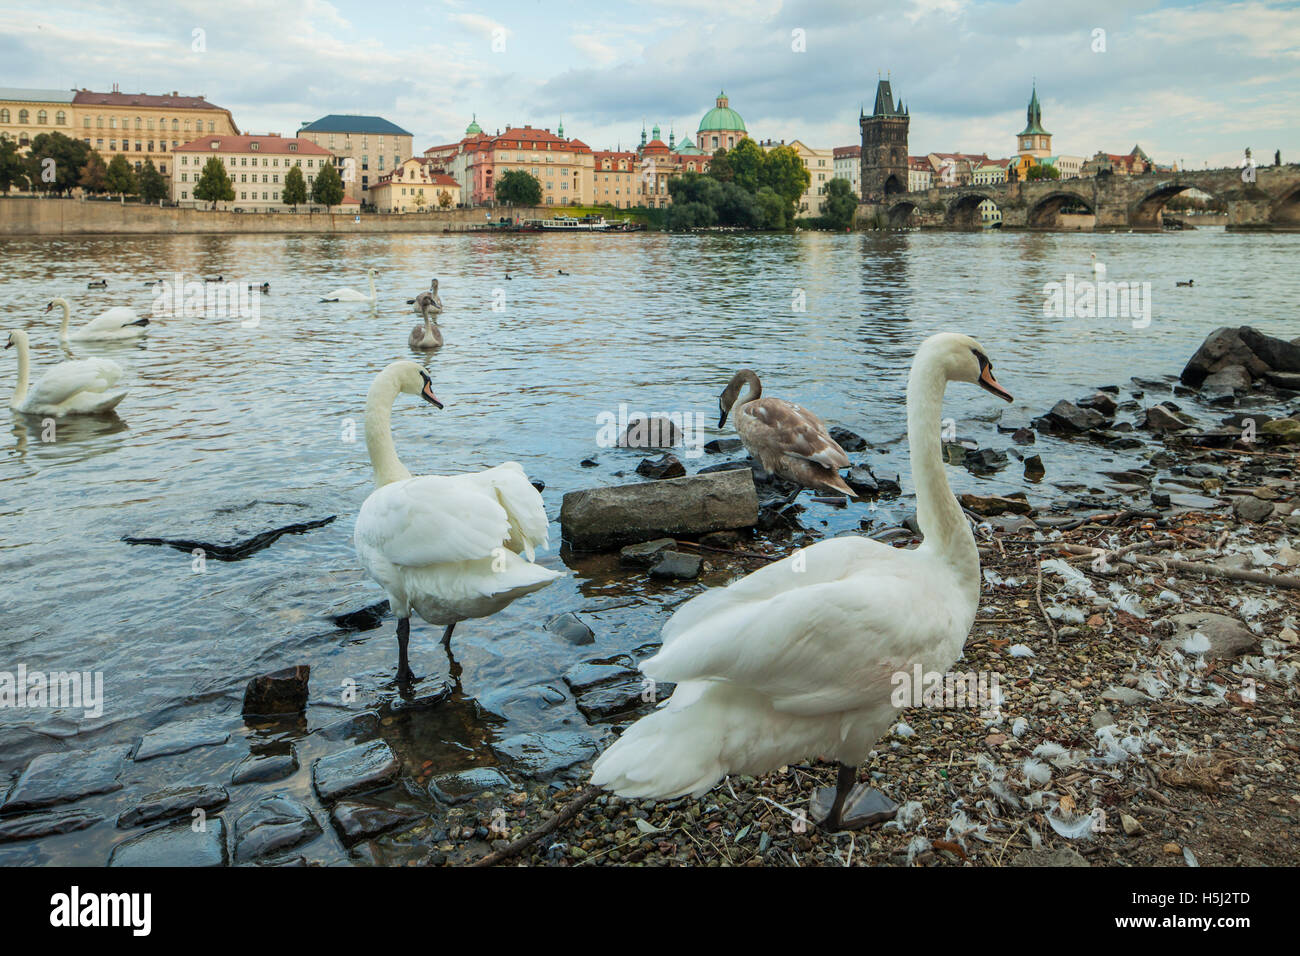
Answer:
[754, 186, 788, 229]
[495, 169, 542, 205]
[760, 145, 812, 207]
[77, 153, 108, 194]
[0, 139, 28, 192]
[823, 177, 859, 230]
[281, 165, 307, 206]
[707, 148, 734, 184]
[193, 156, 235, 207]
[438, 189, 453, 209]
[25, 132, 92, 195]
[105, 154, 138, 196]
[311, 161, 345, 206]
[1026, 163, 1061, 181]
[727, 138, 765, 193]
[137, 158, 167, 203]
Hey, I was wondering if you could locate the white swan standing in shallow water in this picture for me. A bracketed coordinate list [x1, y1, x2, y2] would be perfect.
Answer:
[5, 329, 128, 415]
[321, 268, 377, 304]
[354, 361, 563, 684]
[45, 297, 148, 342]
[590, 333, 1014, 830]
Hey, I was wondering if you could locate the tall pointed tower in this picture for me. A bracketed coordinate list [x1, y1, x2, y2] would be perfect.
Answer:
[860, 77, 910, 202]
[1016, 83, 1051, 158]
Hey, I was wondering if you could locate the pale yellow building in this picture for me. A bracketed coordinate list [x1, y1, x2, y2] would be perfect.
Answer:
[759, 139, 833, 216]
[0, 85, 238, 181]
[369, 157, 462, 212]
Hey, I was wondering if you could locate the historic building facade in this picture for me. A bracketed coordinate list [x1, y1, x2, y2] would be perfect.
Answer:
[696, 91, 746, 152]
[859, 78, 909, 202]
[833, 145, 861, 198]
[297, 114, 414, 204]
[171, 134, 332, 209]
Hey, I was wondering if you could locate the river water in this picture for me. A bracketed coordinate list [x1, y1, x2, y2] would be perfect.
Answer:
[0, 228, 1296, 863]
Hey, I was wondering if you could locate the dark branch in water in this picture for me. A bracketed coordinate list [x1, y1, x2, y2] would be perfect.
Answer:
[470, 785, 602, 867]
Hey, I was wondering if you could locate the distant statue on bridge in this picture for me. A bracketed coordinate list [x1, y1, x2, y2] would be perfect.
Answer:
[1276, 150, 1282, 166]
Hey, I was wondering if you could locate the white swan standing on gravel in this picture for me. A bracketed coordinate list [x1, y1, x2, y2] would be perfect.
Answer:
[321, 269, 377, 304]
[590, 333, 1014, 831]
[353, 361, 563, 684]
[45, 297, 148, 343]
[5, 329, 128, 415]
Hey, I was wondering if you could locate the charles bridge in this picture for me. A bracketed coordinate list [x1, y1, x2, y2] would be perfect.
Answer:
[858, 163, 1300, 231]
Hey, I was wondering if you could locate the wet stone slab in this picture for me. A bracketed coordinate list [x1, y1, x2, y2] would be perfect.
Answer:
[109, 817, 229, 867]
[428, 767, 513, 805]
[0, 807, 102, 843]
[312, 740, 400, 802]
[314, 711, 381, 743]
[234, 794, 323, 863]
[117, 784, 230, 829]
[491, 731, 599, 779]
[1, 746, 128, 813]
[576, 680, 670, 721]
[563, 662, 639, 696]
[121, 498, 337, 560]
[134, 716, 232, 761]
[232, 745, 299, 785]
[330, 801, 424, 846]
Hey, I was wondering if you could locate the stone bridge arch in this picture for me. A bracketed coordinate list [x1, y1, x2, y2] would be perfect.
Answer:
[1131, 181, 1209, 230]
[1271, 183, 1300, 227]
[886, 199, 917, 227]
[945, 192, 1001, 230]
[1027, 190, 1096, 229]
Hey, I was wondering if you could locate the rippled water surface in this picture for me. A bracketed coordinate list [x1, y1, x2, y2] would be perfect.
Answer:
[0, 228, 1296, 862]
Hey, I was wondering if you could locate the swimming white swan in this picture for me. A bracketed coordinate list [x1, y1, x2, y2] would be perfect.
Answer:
[321, 269, 377, 304]
[590, 333, 1014, 830]
[354, 361, 563, 684]
[718, 369, 853, 498]
[5, 329, 128, 416]
[45, 298, 148, 343]
[1090, 253, 1106, 280]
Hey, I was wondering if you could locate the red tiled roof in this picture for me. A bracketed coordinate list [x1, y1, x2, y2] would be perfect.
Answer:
[73, 90, 226, 111]
[833, 145, 861, 158]
[173, 135, 331, 155]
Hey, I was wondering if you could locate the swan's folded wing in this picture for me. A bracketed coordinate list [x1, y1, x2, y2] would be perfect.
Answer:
[356, 476, 513, 567]
[648, 546, 950, 717]
[747, 399, 850, 470]
[28, 359, 122, 408]
[473, 462, 550, 560]
[85, 307, 139, 332]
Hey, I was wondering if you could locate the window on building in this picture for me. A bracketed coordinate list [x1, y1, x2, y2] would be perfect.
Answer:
[0, 109, 8, 123]
[18, 109, 29, 124]
[56, 111, 66, 125]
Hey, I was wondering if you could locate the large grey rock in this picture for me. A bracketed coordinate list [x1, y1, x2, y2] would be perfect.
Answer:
[1144, 404, 1193, 431]
[1162, 611, 1260, 659]
[491, 731, 598, 778]
[427, 767, 513, 805]
[109, 817, 228, 867]
[234, 794, 322, 862]
[1233, 495, 1274, 523]
[1182, 326, 1300, 387]
[1, 746, 127, 813]
[242, 665, 310, 717]
[232, 746, 299, 785]
[134, 716, 231, 761]
[560, 469, 759, 551]
[1202, 365, 1252, 392]
[0, 808, 101, 843]
[1040, 400, 1106, 432]
[563, 661, 639, 695]
[311, 740, 400, 802]
[330, 800, 423, 845]
[117, 784, 229, 828]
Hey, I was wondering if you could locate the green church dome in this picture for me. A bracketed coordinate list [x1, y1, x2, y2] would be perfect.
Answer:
[465, 114, 483, 136]
[698, 91, 746, 133]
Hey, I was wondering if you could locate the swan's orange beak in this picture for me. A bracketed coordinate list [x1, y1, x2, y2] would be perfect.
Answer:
[421, 381, 443, 409]
[978, 363, 1013, 403]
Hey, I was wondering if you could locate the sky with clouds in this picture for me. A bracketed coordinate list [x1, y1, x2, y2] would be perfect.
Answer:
[2, 0, 1297, 169]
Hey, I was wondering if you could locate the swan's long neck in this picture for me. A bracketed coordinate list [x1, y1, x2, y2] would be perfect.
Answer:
[367, 272, 376, 302]
[732, 370, 761, 413]
[906, 351, 977, 579]
[56, 299, 71, 341]
[364, 369, 412, 487]
[9, 336, 30, 409]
